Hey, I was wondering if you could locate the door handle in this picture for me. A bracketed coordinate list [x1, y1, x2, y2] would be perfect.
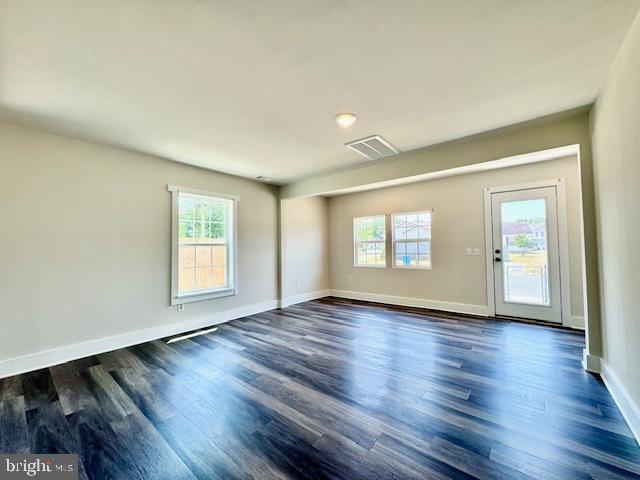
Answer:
[495, 258, 501, 262]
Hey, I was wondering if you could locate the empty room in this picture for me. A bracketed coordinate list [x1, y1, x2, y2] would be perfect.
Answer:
[1, 1, 640, 479]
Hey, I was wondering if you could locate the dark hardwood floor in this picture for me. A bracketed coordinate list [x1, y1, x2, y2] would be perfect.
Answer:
[1, 297, 639, 479]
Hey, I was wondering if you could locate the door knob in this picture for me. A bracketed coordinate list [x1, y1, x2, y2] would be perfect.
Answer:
[495, 258, 502, 262]
[495, 249, 501, 254]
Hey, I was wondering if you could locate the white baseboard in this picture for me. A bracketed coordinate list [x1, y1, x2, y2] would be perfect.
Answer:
[280, 289, 330, 308]
[329, 289, 490, 316]
[600, 361, 640, 446]
[582, 350, 601, 373]
[565, 315, 585, 330]
[0, 299, 279, 379]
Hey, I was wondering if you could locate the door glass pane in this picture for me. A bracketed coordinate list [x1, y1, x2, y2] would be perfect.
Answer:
[500, 198, 550, 305]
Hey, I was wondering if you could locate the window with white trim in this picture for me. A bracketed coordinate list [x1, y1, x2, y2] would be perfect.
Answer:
[168, 186, 237, 305]
[353, 215, 386, 267]
[392, 211, 431, 269]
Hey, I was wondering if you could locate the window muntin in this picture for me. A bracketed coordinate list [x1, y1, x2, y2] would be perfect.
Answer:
[169, 186, 237, 304]
[353, 215, 386, 267]
[392, 211, 431, 269]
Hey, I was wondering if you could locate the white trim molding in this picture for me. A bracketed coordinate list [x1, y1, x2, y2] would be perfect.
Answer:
[582, 349, 602, 373]
[566, 315, 585, 330]
[601, 361, 640, 446]
[280, 290, 330, 308]
[168, 185, 240, 306]
[330, 289, 489, 316]
[167, 184, 240, 202]
[0, 300, 278, 380]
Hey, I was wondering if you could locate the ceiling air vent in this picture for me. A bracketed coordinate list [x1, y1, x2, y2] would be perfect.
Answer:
[346, 135, 400, 161]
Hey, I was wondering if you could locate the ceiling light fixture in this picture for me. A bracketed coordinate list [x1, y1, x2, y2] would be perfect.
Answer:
[335, 112, 357, 128]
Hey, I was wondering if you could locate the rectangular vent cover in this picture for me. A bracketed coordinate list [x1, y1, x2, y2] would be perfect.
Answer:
[346, 135, 400, 161]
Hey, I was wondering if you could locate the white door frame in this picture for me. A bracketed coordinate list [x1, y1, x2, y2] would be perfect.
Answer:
[483, 178, 572, 326]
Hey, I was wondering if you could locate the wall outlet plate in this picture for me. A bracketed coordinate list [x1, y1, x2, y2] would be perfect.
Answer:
[177, 304, 184, 312]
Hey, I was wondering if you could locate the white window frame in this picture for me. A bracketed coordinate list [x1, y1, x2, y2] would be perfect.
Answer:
[353, 215, 387, 268]
[168, 185, 239, 305]
[391, 210, 432, 270]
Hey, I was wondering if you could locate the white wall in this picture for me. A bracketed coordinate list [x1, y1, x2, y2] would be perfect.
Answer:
[327, 156, 585, 323]
[590, 10, 640, 438]
[280, 196, 329, 305]
[0, 121, 279, 372]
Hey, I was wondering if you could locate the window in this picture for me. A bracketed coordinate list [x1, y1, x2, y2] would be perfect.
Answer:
[168, 185, 237, 305]
[353, 215, 386, 267]
[392, 211, 431, 269]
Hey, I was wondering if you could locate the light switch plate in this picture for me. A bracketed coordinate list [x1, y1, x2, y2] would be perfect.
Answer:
[474, 248, 481, 256]
[465, 248, 472, 256]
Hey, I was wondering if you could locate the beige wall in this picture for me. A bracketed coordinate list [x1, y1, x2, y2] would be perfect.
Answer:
[590, 12, 640, 411]
[280, 196, 329, 303]
[328, 156, 585, 322]
[0, 121, 279, 364]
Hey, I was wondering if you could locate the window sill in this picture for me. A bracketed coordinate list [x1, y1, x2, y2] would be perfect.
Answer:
[171, 287, 236, 305]
[392, 265, 432, 270]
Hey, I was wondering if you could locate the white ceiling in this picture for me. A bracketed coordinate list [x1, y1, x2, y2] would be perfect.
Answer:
[1, 1, 638, 183]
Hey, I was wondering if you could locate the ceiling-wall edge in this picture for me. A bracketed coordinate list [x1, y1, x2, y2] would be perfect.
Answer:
[279, 106, 593, 199]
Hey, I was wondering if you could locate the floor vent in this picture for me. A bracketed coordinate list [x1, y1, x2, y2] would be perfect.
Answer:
[346, 135, 400, 161]
[166, 326, 218, 344]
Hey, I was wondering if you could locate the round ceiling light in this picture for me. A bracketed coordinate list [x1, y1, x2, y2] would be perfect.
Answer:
[335, 112, 357, 128]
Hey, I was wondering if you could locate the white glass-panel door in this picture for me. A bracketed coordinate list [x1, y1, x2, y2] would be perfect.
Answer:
[491, 186, 562, 323]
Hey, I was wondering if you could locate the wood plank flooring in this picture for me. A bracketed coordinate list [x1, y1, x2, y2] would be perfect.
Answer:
[1, 297, 639, 479]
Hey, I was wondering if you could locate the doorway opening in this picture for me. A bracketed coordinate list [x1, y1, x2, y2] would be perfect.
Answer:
[484, 179, 571, 325]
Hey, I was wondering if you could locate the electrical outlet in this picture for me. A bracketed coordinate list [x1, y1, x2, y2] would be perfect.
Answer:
[296, 277, 300, 287]
[348, 275, 353, 283]
[177, 304, 184, 312]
